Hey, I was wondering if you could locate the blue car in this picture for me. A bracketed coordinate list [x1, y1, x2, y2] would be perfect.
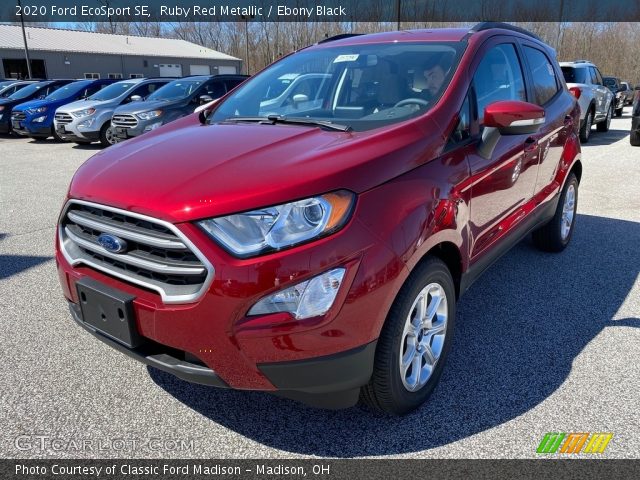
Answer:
[11, 79, 115, 140]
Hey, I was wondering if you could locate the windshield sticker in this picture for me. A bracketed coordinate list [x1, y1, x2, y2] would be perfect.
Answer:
[333, 54, 359, 63]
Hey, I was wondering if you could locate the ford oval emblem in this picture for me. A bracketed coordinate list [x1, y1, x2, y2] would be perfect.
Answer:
[97, 233, 128, 254]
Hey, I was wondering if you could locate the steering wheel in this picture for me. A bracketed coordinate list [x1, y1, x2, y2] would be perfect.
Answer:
[393, 98, 430, 108]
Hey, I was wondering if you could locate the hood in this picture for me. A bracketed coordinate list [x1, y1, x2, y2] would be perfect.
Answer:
[11, 98, 49, 112]
[58, 98, 112, 113]
[114, 99, 181, 115]
[69, 114, 445, 223]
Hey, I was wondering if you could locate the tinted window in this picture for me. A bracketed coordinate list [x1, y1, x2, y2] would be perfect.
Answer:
[45, 82, 90, 101]
[206, 81, 226, 98]
[88, 82, 137, 101]
[8, 82, 48, 100]
[561, 67, 588, 84]
[473, 44, 526, 124]
[146, 80, 204, 101]
[225, 78, 245, 90]
[523, 46, 559, 105]
[594, 68, 604, 85]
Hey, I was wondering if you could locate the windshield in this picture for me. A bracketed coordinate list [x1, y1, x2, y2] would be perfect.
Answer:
[211, 42, 464, 132]
[88, 82, 136, 101]
[603, 77, 617, 87]
[147, 80, 204, 101]
[8, 82, 48, 100]
[45, 82, 89, 101]
[0, 81, 15, 89]
[561, 66, 588, 84]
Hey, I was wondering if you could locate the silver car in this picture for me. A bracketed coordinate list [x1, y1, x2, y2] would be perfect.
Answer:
[53, 78, 171, 146]
[560, 60, 614, 143]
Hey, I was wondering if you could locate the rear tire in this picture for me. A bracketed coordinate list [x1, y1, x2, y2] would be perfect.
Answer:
[579, 110, 593, 143]
[532, 173, 578, 252]
[615, 107, 623, 117]
[360, 257, 456, 415]
[631, 130, 640, 146]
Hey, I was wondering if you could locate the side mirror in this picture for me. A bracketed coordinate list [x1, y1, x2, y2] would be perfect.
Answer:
[292, 93, 309, 105]
[479, 101, 545, 160]
[130, 95, 143, 102]
[199, 95, 213, 105]
[199, 108, 212, 125]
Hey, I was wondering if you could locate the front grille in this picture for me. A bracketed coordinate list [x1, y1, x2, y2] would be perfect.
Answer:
[59, 200, 214, 304]
[55, 112, 73, 124]
[12, 112, 26, 121]
[112, 114, 138, 128]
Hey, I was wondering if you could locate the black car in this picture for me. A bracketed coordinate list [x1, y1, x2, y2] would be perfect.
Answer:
[603, 76, 625, 117]
[110, 74, 249, 142]
[0, 80, 74, 134]
[631, 87, 639, 146]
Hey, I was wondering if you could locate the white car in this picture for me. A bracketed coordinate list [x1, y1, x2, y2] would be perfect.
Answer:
[560, 60, 614, 143]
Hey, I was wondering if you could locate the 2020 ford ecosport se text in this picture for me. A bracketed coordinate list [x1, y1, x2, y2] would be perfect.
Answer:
[56, 23, 582, 414]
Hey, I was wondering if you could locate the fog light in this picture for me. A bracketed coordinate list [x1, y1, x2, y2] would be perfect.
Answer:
[78, 119, 94, 128]
[144, 122, 162, 132]
[33, 116, 47, 123]
[248, 268, 345, 320]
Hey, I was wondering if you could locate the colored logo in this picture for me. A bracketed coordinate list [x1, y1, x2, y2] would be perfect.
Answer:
[537, 432, 613, 454]
[97, 233, 128, 254]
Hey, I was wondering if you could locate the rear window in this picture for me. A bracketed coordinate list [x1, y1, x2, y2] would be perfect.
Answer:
[561, 66, 588, 84]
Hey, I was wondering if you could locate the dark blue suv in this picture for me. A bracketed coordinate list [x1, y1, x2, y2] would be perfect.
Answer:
[11, 79, 114, 140]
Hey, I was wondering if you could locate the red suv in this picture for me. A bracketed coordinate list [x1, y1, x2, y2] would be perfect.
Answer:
[56, 23, 581, 415]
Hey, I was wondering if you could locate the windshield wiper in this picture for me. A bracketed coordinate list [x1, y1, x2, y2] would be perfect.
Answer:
[223, 115, 352, 132]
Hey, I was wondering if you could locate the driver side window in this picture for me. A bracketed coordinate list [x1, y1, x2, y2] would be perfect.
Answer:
[473, 44, 526, 125]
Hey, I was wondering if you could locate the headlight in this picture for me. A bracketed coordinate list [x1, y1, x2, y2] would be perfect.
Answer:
[248, 268, 346, 320]
[198, 190, 355, 257]
[72, 108, 96, 117]
[136, 110, 162, 120]
[33, 116, 47, 123]
[27, 106, 47, 114]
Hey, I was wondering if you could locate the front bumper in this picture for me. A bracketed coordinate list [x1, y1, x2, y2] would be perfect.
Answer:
[56, 199, 403, 403]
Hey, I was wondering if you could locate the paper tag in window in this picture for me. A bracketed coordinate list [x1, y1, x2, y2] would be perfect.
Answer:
[333, 54, 359, 63]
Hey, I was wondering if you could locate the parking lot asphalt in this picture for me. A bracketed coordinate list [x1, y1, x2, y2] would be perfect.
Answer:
[1, 110, 638, 459]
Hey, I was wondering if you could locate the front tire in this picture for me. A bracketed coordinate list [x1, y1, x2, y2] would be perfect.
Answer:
[597, 104, 612, 132]
[99, 122, 115, 147]
[532, 172, 578, 252]
[630, 130, 640, 146]
[361, 257, 456, 415]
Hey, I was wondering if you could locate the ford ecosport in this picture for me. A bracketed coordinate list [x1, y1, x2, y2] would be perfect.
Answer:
[56, 23, 582, 414]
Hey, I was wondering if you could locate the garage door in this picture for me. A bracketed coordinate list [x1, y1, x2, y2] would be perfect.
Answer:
[190, 65, 211, 75]
[159, 64, 182, 77]
[218, 66, 237, 75]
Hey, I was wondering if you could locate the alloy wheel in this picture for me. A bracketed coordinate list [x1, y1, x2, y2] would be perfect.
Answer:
[399, 283, 448, 392]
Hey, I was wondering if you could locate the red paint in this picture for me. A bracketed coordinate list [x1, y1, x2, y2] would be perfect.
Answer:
[56, 26, 581, 392]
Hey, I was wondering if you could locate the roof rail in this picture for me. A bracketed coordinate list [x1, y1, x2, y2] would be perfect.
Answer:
[572, 60, 592, 64]
[469, 22, 542, 42]
[318, 33, 363, 44]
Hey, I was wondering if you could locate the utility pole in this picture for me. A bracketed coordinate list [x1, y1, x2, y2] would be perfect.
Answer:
[397, 0, 401, 30]
[240, 15, 255, 75]
[17, 0, 33, 78]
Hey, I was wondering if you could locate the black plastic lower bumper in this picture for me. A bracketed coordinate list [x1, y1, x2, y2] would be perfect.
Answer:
[61, 131, 100, 142]
[69, 300, 377, 409]
[68, 302, 228, 388]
